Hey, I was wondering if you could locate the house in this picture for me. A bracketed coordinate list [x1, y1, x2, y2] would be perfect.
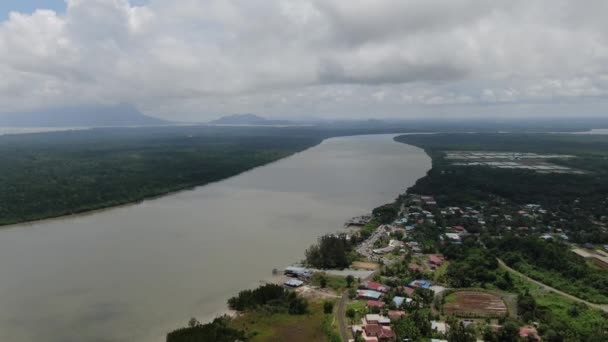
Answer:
[453, 225, 466, 232]
[283, 279, 303, 287]
[387, 310, 406, 319]
[367, 300, 386, 308]
[403, 286, 415, 296]
[540, 234, 553, 240]
[284, 266, 311, 278]
[362, 323, 396, 341]
[373, 246, 394, 254]
[351, 325, 364, 338]
[445, 233, 462, 243]
[519, 326, 540, 341]
[357, 290, 383, 300]
[409, 280, 432, 289]
[361, 281, 391, 293]
[431, 320, 448, 334]
[392, 296, 405, 307]
[408, 263, 423, 273]
[364, 314, 390, 325]
[429, 255, 445, 266]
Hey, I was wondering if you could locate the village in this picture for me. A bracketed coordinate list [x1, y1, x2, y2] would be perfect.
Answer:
[274, 191, 608, 342]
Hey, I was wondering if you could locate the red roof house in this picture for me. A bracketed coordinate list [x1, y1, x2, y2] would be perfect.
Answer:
[367, 300, 386, 308]
[388, 310, 406, 319]
[408, 263, 423, 272]
[361, 281, 391, 293]
[429, 254, 444, 265]
[519, 326, 540, 341]
[364, 324, 396, 341]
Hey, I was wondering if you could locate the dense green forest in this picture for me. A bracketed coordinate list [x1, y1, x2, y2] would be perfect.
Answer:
[0, 126, 328, 226]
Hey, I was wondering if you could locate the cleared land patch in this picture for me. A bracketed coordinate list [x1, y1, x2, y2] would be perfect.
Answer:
[443, 291, 508, 318]
[445, 151, 583, 174]
[351, 261, 379, 270]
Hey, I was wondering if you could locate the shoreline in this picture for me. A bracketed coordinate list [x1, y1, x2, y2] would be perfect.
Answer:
[165, 134, 428, 334]
[0, 140, 325, 230]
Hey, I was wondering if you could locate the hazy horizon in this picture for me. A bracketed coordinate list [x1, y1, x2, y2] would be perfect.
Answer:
[1, 1, 608, 122]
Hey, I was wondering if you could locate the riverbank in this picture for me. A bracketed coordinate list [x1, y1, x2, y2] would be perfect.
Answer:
[0, 128, 324, 226]
[0, 142, 321, 230]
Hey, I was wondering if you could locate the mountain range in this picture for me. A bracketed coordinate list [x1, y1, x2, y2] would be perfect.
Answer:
[0, 104, 169, 127]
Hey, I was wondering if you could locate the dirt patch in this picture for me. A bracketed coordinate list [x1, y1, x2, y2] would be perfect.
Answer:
[351, 261, 379, 270]
[296, 286, 340, 300]
[270, 317, 328, 342]
[444, 291, 508, 318]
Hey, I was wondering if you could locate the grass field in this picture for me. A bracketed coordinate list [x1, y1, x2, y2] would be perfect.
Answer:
[230, 302, 329, 342]
[311, 272, 349, 292]
[511, 273, 608, 340]
[347, 300, 368, 324]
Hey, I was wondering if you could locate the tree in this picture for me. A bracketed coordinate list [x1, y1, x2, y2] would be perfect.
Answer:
[188, 317, 200, 328]
[517, 292, 537, 321]
[447, 317, 476, 342]
[167, 316, 247, 342]
[346, 275, 355, 288]
[393, 317, 422, 342]
[497, 321, 520, 342]
[320, 275, 328, 288]
[346, 307, 356, 319]
[288, 295, 309, 315]
[324, 301, 334, 314]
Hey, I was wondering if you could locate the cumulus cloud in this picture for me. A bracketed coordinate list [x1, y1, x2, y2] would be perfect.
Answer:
[0, 0, 608, 120]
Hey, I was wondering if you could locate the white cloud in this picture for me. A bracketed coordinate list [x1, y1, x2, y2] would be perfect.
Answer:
[1, 0, 608, 120]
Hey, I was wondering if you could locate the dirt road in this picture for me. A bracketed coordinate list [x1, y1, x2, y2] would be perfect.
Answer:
[497, 258, 608, 313]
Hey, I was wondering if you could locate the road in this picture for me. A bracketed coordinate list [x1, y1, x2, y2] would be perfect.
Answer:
[337, 268, 379, 342]
[337, 291, 349, 342]
[497, 258, 608, 313]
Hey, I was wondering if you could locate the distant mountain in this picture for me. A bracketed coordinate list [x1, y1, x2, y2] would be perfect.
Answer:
[0, 104, 169, 127]
[209, 114, 293, 126]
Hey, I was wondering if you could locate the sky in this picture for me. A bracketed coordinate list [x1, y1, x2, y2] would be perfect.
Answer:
[1, 0, 608, 122]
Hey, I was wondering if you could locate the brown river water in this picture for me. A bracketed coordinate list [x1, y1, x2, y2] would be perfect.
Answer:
[0, 134, 430, 342]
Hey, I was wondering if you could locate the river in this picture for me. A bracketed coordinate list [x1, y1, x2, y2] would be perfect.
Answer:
[0, 134, 430, 342]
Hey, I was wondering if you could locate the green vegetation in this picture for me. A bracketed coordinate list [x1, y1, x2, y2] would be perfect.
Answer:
[442, 238, 502, 288]
[510, 272, 608, 341]
[321, 314, 342, 342]
[392, 308, 433, 341]
[311, 273, 349, 291]
[229, 301, 330, 342]
[371, 204, 399, 224]
[0, 126, 324, 226]
[166, 316, 246, 342]
[305, 233, 358, 269]
[227, 284, 308, 315]
[489, 235, 608, 303]
[394, 132, 608, 340]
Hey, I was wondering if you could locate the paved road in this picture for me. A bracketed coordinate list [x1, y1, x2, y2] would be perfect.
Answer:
[497, 258, 608, 313]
